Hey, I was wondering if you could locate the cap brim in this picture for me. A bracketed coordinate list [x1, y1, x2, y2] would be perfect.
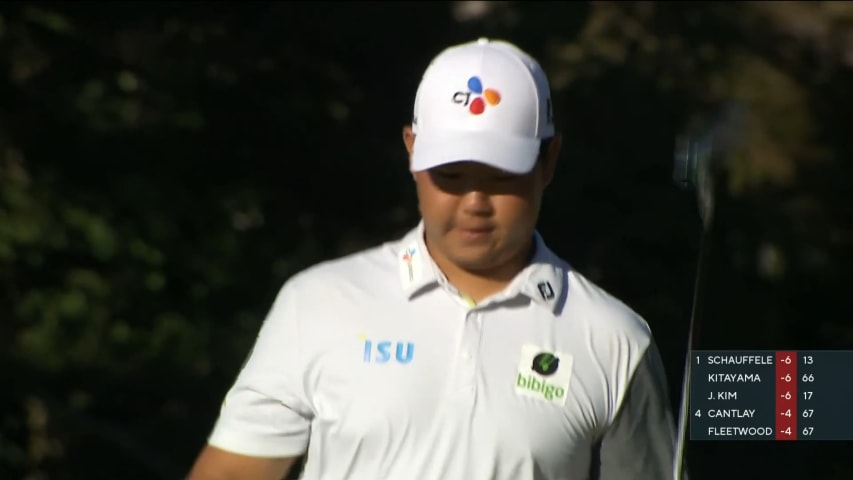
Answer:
[410, 130, 540, 174]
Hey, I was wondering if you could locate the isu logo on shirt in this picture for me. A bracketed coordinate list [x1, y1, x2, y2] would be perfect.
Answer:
[362, 335, 415, 364]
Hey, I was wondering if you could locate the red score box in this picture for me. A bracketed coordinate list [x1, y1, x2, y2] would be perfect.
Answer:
[775, 351, 798, 441]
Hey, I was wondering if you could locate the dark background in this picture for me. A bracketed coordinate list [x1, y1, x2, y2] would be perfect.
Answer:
[1, 2, 851, 479]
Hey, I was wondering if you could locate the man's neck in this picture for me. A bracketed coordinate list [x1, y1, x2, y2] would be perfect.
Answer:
[427, 238, 535, 304]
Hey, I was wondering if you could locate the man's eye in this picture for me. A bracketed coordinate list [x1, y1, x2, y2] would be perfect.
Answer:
[493, 175, 515, 181]
[435, 171, 461, 179]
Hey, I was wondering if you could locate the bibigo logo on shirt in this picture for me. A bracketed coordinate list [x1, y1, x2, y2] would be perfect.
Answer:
[515, 344, 573, 406]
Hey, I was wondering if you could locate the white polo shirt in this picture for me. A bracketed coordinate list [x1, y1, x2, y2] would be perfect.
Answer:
[208, 223, 679, 479]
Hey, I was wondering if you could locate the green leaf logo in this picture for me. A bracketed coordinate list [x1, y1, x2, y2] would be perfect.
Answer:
[531, 352, 559, 376]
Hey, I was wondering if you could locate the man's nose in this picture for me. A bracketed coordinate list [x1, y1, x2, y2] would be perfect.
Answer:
[460, 190, 494, 216]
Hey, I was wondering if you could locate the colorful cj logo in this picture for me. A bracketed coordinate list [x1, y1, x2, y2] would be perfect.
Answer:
[451, 76, 501, 115]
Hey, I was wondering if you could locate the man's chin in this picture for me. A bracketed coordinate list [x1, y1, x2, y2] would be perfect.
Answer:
[448, 251, 503, 273]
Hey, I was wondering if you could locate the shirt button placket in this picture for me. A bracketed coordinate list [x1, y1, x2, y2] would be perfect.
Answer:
[459, 309, 482, 397]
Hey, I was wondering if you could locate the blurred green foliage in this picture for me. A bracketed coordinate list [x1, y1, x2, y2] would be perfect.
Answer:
[0, 2, 851, 479]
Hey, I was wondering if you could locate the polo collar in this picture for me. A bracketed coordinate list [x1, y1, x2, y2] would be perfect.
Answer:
[397, 222, 567, 313]
[515, 233, 566, 311]
[398, 222, 441, 296]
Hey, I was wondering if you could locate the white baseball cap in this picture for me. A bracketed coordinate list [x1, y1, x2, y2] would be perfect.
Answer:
[410, 38, 555, 174]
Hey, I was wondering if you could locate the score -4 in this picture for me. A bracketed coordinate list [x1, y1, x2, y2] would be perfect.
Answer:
[781, 409, 814, 418]
[783, 426, 816, 436]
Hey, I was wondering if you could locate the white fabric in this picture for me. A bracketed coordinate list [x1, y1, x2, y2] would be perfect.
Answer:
[207, 222, 675, 479]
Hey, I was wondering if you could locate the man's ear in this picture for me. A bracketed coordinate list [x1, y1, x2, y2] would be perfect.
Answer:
[541, 134, 562, 187]
[402, 125, 416, 180]
[403, 125, 415, 164]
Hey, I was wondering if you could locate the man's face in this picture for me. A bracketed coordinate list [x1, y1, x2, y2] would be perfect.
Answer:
[402, 126, 560, 273]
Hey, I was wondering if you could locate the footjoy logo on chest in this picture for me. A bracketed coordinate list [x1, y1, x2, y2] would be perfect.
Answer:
[515, 344, 573, 406]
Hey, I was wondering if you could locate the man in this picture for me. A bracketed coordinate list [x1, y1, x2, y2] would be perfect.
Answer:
[188, 38, 681, 480]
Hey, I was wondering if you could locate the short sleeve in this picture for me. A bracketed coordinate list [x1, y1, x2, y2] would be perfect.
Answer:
[591, 341, 686, 479]
[207, 281, 313, 457]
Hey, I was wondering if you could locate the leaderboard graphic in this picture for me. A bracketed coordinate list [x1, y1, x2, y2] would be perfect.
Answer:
[689, 350, 853, 441]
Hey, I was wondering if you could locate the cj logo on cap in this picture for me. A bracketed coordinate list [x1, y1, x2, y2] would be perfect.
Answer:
[452, 76, 501, 115]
